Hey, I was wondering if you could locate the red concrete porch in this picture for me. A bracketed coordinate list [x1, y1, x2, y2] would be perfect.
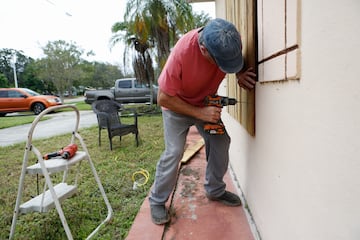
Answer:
[126, 127, 255, 240]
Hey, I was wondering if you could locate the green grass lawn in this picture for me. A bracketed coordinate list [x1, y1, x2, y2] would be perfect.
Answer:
[0, 115, 46, 129]
[0, 111, 164, 239]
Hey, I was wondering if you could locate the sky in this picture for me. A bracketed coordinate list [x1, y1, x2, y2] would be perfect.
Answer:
[0, 0, 215, 67]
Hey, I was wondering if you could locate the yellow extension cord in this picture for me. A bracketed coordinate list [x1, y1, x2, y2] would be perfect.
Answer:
[132, 169, 150, 190]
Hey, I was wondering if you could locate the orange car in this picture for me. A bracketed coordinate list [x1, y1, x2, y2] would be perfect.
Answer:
[0, 88, 62, 117]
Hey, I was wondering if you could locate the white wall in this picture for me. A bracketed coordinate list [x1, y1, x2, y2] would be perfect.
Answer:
[223, 0, 360, 239]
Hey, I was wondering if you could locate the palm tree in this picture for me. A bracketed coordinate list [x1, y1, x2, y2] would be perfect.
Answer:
[110, 0, 211, 102]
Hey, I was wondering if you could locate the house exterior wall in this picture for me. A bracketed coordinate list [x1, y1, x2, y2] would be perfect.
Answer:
[213, 0, 360, 239]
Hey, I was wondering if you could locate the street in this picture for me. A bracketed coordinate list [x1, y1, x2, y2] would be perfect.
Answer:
[0, 110, 98, 147]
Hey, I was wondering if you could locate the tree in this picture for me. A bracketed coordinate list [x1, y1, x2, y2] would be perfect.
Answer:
[111, 0, 211, 103]
[93, 62, 123, 88]
[76, 61, 123, 90]
[0, 47, 124, 94]
[0, 73, 8, 87]
[0, 48, 32, 88]
[37, 40, 84, 99]
[22, 59, 56, 94]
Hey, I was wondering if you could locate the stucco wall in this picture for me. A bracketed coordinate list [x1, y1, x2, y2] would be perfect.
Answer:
[222, 0, 360, 239]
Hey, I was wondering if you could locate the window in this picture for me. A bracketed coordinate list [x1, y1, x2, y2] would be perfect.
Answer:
[22, 88, 39, 96]
[0, 91, 8, 98]
[134, 80, 147, 89]
[257, 0, 301, 82]
[224, 0, 300, 135]
[118, 80, 132, 88]
[8, 90, 23, 98]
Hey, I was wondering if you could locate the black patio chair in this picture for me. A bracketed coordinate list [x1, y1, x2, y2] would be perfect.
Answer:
[91, 99, 139, 150]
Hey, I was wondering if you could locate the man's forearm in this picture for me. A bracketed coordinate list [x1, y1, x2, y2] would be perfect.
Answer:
[158, 89, 221, 123]
[158, 90, 202, 119]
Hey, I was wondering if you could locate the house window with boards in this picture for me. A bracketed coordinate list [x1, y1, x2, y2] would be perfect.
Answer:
[225, 0, 301, 135]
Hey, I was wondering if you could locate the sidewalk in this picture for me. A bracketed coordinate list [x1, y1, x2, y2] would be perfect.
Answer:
[126, 127, 255, 240]
[0, 110, 97, 147]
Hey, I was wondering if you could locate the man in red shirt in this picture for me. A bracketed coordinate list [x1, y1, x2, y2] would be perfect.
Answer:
[149, 18, 256, 225]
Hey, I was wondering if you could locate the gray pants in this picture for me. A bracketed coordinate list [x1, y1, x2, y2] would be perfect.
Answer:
[149, 109, 231, 205]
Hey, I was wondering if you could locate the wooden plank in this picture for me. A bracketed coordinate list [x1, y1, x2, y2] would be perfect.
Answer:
[180, 138, 205, 164]
[226, 0, 256, 136]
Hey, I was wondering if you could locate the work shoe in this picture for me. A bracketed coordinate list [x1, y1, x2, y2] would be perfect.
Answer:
[206, 191, 242, 206]
[150, 205, 170, 225]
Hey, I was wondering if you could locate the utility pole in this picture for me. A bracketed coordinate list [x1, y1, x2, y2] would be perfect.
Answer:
[12, 54, 18, 88]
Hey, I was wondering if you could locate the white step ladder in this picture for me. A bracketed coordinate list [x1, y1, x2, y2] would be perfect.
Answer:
[9, 105, 113, 240]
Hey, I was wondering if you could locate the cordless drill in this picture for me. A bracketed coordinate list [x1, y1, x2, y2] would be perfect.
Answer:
[203, 95, 238, 135]
[43, 143, 78, 160]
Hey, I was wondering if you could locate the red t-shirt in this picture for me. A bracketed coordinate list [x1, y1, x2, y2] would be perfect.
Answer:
[158, 29, 226, 107]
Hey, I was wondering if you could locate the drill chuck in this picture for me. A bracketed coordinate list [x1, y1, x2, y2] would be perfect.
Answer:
[222, 97, 237, 106]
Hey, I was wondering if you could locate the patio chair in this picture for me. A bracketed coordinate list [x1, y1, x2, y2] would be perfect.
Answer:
[92, 99, 139, 150]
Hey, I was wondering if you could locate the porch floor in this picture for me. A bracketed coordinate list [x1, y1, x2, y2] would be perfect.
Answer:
[126, 126, 255, 240]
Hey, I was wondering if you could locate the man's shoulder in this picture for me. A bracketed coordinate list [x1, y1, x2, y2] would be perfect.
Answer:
[180, 28, 201, 42]
[171, 29, 200, 58]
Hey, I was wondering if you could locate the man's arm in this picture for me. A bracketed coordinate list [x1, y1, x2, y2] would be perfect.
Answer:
[158, 89, 221, 124]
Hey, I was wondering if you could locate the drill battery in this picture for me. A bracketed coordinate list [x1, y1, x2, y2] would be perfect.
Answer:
[204, 121, 226, 135]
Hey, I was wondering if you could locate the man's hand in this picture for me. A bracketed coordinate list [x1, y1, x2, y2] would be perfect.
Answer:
[236, 67, 257, 91]
[198, 106, 222, 123]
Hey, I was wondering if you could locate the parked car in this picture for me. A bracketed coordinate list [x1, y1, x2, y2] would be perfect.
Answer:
[0, 88, 62, 117]
[84, 78, 158, 104]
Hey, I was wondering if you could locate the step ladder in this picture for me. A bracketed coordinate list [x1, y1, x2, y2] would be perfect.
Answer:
[9, 105, 113, 240]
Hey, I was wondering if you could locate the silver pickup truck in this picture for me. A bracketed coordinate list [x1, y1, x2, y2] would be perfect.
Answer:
[84, 78, 158, 104]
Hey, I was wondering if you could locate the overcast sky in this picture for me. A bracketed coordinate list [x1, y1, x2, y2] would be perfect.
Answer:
[0, 0, 215, 66]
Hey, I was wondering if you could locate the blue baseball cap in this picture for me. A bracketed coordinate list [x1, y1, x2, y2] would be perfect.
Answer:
[202, 18, 244, 73]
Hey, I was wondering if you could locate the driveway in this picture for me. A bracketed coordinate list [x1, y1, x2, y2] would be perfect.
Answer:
[0, 110, 98, 147]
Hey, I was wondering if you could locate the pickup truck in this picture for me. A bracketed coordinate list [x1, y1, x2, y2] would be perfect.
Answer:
[84, 78, 158, 104]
